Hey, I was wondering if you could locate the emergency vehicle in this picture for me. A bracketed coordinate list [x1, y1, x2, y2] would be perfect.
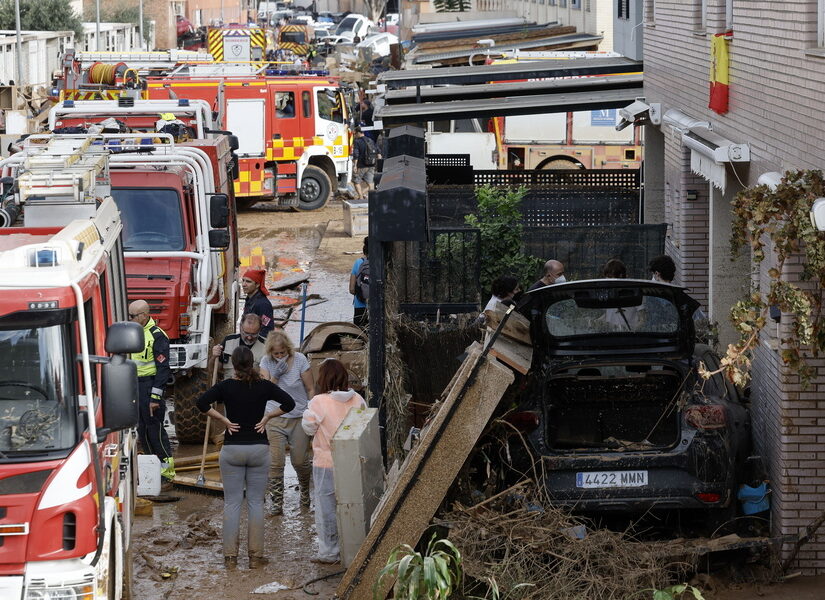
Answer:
[146, 74, 351, 210]
[207, 25, 267, 62]
[13, 119, 241, 443]
[0, 138, 142, 599]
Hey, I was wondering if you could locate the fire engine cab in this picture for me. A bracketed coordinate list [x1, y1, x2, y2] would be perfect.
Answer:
[0, 138, 142, 599]
[147, 73, 351, 210]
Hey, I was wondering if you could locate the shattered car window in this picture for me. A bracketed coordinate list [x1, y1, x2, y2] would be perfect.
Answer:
[545, 296, 679, 336]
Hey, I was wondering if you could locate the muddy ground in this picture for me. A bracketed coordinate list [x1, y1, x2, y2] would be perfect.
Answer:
[133, 199, 357, 600]
[132, 199, 825, 600]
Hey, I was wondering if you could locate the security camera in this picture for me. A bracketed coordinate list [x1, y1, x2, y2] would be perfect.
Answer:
[618, 100, 651, 123]
[615, 118, 632, 132]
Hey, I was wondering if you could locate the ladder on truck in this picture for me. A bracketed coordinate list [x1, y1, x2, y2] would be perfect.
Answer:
[69, 49, 215, 71]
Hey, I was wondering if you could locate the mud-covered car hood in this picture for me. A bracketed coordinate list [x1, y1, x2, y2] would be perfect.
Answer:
[527, 279, 700, 358]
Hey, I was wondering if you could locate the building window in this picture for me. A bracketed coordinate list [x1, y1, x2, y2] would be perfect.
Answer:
[617, 0, 629, 19]
[559, 0, 567, 7]
[572, 0, 581, 8]
[585, 0, 591, 11]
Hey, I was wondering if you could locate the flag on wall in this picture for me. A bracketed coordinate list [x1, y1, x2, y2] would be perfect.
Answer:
[709, 32, 730, 114]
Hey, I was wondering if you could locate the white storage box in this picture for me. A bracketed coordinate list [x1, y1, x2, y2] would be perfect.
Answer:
[343, 201, 368, 237]
[137, 454, 161, 497]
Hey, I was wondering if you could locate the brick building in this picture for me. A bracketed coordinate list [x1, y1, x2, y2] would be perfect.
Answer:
[633, 0, 825, 573]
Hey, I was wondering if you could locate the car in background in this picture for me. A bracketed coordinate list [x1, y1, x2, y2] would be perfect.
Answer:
[517, 279, 751, 528]
[382, 12, 400, 34]
[356, 32, 399, 57]
[335, 14, 372, 40]
[176, 15, 195, 37]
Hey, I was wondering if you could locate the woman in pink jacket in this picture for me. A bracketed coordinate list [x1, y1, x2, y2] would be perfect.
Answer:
[301, 359, 366, 564]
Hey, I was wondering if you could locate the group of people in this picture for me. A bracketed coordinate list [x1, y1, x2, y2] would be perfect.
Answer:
[130, 267, 367, 569]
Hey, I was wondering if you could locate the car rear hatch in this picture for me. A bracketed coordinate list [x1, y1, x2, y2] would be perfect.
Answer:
[530, 280, 700, 453]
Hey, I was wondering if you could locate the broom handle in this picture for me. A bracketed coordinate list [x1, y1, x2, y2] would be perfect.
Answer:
[197, 359, 221, 481]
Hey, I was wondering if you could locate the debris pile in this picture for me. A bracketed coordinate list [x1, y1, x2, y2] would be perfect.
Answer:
[440, 482, 696, 600]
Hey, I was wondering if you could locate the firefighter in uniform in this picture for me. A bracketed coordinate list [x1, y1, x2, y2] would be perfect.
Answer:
[129, 299, 175, 484]
[241, 269, 275, 338]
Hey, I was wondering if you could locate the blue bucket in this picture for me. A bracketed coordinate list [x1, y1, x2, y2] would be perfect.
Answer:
[738, 482, 770, 515]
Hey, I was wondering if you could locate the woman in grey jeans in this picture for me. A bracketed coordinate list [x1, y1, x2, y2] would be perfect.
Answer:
[260, 329, 315, 515]
[197, 345, 295, 569]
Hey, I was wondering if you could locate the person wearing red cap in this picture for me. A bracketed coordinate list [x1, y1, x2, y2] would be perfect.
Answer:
[241, 269, 275, 338]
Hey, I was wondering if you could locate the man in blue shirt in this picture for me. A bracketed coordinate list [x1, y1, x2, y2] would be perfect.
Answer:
[348, 237, 368, 328]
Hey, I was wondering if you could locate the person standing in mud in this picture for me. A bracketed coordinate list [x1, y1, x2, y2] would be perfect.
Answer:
[302, 359, 366, 564]
[259, 329, 315, 515]
[241, 269, 275, 338]
[196, 346, 295, 569]
[349, 237, 369, 328]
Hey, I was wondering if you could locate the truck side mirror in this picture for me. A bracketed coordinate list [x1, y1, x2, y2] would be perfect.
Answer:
[105, 321, 144, 354]
[210, 193, 230, 228]
[102, 354, 139, 432]
[228, 135, 240, 152]
[209, 229, 230, 249]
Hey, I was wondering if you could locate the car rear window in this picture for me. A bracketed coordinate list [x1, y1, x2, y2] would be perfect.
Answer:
[545, 296, 679, 336]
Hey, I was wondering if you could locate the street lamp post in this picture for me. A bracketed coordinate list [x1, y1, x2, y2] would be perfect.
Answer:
[96, 0, 101, 51]
[13, 0, 22, 86]
[138, 0, 144, 50]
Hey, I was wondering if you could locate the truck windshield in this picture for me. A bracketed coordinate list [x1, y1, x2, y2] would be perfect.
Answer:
[112, 188, 186, 251]
[0, 320, 76, 456]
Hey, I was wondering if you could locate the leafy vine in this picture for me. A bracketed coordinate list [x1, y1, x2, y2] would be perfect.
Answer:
[703, 170, 825, 387]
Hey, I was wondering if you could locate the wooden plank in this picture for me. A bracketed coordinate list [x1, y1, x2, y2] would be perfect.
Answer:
[487, 334, 532, 375]
[336, 343, 514, 600]
[484, 307, 531, 345]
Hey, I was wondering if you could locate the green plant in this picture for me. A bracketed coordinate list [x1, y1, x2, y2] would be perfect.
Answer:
[374, 534, 463, 600]
[0, 0, 82, 38]
[469, 577, 535, 600]
[649, 584, 705, 600]
[465, 185, 542, 295]
[699, 170, 825, 388]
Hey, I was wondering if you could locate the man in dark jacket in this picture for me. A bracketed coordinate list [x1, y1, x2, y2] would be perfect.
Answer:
[241, 269, 275, 337]
[352, 126, 379, 201]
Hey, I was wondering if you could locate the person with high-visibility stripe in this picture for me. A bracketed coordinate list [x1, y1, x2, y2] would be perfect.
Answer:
[129, 299, 175, 486]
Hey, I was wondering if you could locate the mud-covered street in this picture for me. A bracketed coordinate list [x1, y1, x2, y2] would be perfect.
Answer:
[133, 199, 359, 599]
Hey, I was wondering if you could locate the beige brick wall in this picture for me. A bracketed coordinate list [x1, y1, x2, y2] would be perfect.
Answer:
[644, 0, 825, 573]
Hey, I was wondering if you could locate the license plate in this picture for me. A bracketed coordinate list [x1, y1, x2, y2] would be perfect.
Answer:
[576, 470, 648, 488]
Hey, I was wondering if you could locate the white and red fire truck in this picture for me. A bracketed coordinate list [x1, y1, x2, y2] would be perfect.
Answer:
[6, 126, 240, 444]
[0, 138, 142, 598]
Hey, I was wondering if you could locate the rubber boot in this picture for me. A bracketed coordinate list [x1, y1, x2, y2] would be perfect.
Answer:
[268, 477, 284, 516]
[298, 472, 311, 508]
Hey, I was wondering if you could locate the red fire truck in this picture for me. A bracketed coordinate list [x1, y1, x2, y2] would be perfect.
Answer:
[11, 120, 240, 443]
[146, 72, 351, 210]
[0, 138, 142, 598]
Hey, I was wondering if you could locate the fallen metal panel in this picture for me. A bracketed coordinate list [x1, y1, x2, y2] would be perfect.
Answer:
[336, 343, 515, 599]
[412, 22, 560, 43]
[412, 33, 603, 64]
[377, 56, 643, 88]
[385, 73, 643, 104]
[377, 86, 644, 125]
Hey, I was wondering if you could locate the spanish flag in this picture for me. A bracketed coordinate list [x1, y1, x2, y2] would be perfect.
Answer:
[709, 32, 730, 114]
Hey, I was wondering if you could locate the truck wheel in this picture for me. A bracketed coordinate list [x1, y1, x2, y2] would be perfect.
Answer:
[236, 198, 258, 210]
[298, 165, 331, 210]
[172, 370, 211, 444]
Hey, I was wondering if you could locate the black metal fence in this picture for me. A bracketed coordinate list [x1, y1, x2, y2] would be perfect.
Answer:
[428, 186, 641, 227]
[394, 228, 481, 314]
[522, 224, 668, 281]
[473, 169, 640, 188]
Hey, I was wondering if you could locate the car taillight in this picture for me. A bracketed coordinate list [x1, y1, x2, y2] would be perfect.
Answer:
[504, 411, 540, 433]
[263, 168, 275, 191]
[684, 405, 726, 430]
[695, 492, 722, 503]
[179, 312, 191, 332]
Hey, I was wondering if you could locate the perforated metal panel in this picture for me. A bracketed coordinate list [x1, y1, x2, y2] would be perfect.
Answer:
[425, 154, 471, 167]
[473, 169, 640, 188]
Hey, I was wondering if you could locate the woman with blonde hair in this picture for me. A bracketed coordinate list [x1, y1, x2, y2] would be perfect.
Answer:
[302, 359, 366, 564]
[259, 329, 315, 515]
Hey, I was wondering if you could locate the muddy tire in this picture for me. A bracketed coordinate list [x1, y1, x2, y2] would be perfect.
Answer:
[297, 165, 331, 211]
[172, 370, 211, 444]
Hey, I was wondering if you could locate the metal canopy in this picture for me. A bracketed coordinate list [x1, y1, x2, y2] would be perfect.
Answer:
[384, 73, 643, 105]
[377, 57, 643, 89]
[376, 86, 644, 125]
[411, 33, 603, 65]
